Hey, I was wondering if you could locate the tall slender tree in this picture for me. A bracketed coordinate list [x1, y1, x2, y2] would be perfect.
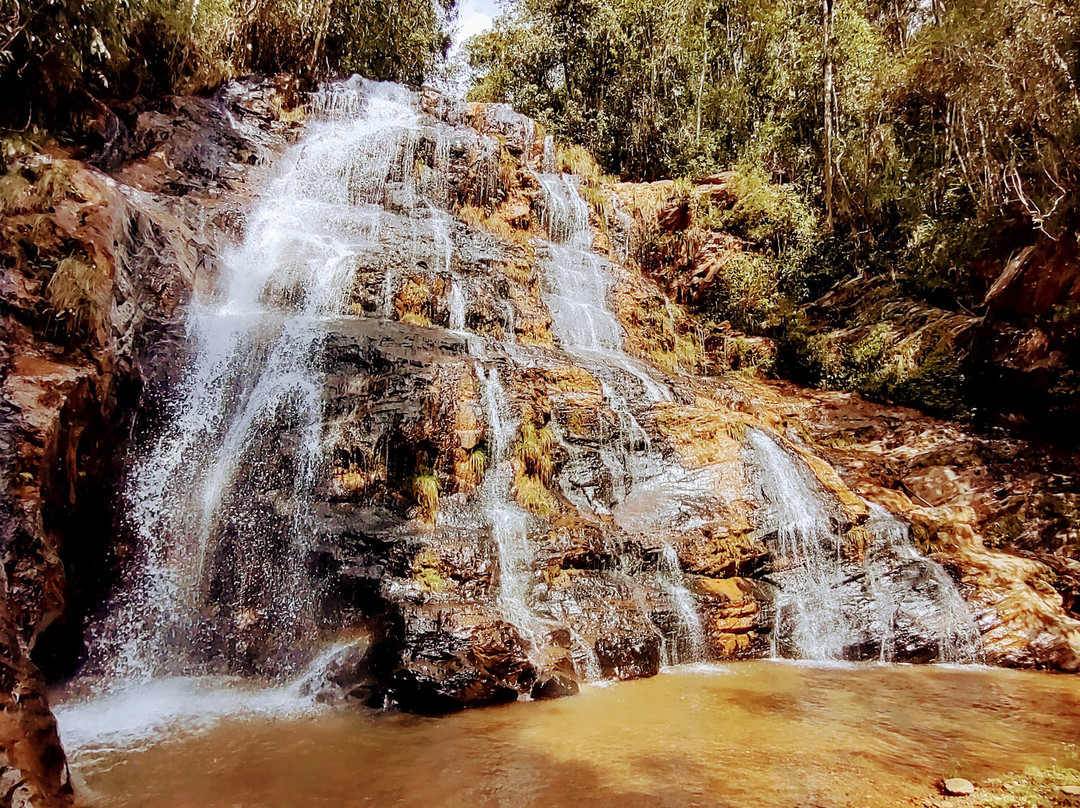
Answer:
[822, 0, 836, 230]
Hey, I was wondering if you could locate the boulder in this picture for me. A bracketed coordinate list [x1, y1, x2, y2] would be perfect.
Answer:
[594, 627, 662, 680]
[530, 673, 579, 700]
[299, 635, 379, 704]
[387, 604, 536, 714]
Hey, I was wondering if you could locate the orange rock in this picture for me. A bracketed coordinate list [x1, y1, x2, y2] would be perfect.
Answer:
[713, 615, 756, 634]
[690, 577, 748, 604]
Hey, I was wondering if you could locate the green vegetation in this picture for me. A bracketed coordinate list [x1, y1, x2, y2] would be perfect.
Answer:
[468, 0, 1080, 417]
[395, 275, 439, 327]
[1, 0, 454, 137]
[516, 420, 554, 482]
[467, 447, 487, 481]
[412, 548, 447, 592]
[0, 152, 122, 341]
[722, 420, 748, 443]
[454, 444, 488, 493]
[47, 254, 111, 335]
[625, 293, 703, 375]
[411, 471, 441, 523]
[513, 419, 558, 516]
[726, 336, 776, 375]
[468, 0, 1079, 244]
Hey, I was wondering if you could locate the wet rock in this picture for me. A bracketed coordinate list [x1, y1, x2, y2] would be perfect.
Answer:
[942, 778, 975, 796]
[595, 628, 662, 680]
[689, 576, 751, 604]
[0, 588, 71, 808]
[300, 635, 378, 703]
[955, 542, 1080, 672]
[0, 76, 300, 803]
[679, 532, 768, 578]
[387, 605, 536, 714]
[692, 577, 767, 659]
[530, 672, 579, 700]
[464, 103, 538, 158]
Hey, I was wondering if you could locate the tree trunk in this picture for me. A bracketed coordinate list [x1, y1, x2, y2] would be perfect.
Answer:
[695, 17, 707, 143]
[823, 0, 836, 230]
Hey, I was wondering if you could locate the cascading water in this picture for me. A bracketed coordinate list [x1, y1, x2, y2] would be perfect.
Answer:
[93, 79, 435, 683]
[476, 364, 545, 652]
[535, 172, 668, 502]
[534, 169, 706, 664]
[744, 428, 980, 663]
[62, 77, 992, 764]
[537, 174, 671, 404]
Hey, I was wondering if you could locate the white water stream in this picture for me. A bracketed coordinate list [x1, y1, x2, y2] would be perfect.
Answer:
[744, 428, 980, 662]
[534, 170, 706, 664]
[95, 80, 435, 683]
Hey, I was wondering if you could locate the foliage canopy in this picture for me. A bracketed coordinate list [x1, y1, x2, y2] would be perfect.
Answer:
[468, 0, 1080, 270]
[0, 0, 455, 135]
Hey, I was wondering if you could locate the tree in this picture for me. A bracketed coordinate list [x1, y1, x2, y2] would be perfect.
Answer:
[822, 0, 836, 230]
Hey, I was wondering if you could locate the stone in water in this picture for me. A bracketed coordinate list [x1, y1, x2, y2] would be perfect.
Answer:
[943, 778, 975, 796]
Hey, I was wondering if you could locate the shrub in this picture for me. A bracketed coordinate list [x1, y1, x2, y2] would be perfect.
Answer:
[412, 549, 445, 592]
[701, 167, 820, 258]
[707, 251, 781, 330]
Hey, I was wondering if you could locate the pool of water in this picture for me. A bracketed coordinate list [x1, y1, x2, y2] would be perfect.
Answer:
[56, 661, 1080, 807]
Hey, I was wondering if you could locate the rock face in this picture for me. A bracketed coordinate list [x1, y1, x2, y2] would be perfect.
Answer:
[615, 175, 1080, 670]
[1, 76, 1079, 808]
[973, 234, 1080, 438]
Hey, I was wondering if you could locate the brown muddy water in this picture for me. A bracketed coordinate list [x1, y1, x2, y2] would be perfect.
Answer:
[56, 661, 1080, 807]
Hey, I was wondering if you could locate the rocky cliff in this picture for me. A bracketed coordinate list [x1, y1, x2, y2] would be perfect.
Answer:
[614, 178, 1080, 670]
[0, 78, 1077, 808]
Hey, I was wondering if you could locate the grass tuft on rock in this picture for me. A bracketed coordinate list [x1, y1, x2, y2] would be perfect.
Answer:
[0, 170, 32, 215]
[512, 460, 557, 517]
[511, 416, 558, 515]
[467, 447, 488, 481]
[516, 421, 554, 482]
[411, 472, 441, 524]
[46, 254, 111, 335]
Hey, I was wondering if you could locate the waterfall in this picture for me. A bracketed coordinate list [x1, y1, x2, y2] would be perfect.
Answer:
[536, 173, 671, 403]
[476, 365, 545, 652]
[448, 279, 467, 332]
[657, 544, 707, 663]
[94, 79, 429, 682]
[541, 134, 557, 174]
[744, 428, 980, 663]
[74, 75, 988, 730]
[534, 169, 706, 664]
